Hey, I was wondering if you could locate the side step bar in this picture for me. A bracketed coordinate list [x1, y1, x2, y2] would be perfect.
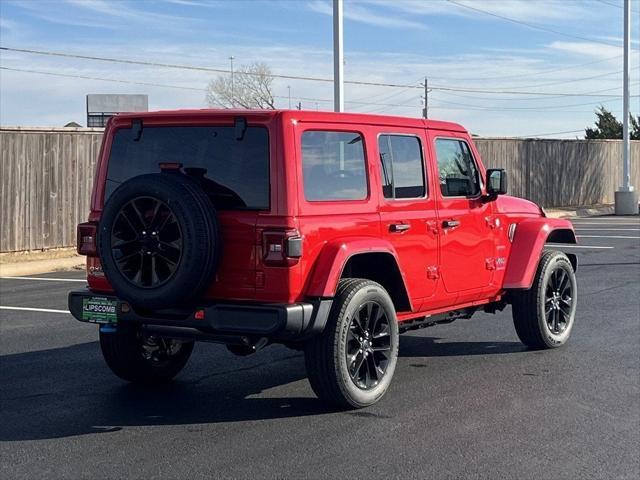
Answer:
[398, 308, 477, 334]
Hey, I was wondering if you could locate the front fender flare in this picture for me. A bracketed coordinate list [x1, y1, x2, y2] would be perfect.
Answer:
[503, 218, 576, 289]
[305, 237, 402, 298]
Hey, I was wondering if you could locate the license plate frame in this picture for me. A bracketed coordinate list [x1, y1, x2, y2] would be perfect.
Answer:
[82, 296, 118, 324]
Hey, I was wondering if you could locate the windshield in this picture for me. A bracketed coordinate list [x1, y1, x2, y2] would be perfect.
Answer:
[104, 125, 270, 210]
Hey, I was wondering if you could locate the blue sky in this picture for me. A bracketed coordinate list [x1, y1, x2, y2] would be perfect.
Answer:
[0, 0, 638, 137]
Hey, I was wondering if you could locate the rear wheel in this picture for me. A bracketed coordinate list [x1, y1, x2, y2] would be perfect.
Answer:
[304, 279, 399, 408]
[100, 325, 194, 383]
[511, 251, 577, 349]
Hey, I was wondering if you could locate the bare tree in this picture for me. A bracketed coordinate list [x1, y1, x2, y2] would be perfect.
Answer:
[206, 62, 276, 109]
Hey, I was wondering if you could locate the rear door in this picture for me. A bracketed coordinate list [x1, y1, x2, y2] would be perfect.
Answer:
[429, 132, 494, 296]
[377, 130, 439, 304]
[103, 122, 270, 300]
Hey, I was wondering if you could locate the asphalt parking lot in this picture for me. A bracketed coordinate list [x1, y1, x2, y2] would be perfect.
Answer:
[1, 216, 638, 480]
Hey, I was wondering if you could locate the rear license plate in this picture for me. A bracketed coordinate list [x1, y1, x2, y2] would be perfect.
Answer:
[82, 297, 118, 324]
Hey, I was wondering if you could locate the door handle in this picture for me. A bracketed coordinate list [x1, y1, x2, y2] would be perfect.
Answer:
[390, 223, 411, 233]
[442, 219, 460, 229]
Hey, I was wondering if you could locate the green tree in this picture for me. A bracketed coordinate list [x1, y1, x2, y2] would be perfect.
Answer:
[585, 106, 640, 139]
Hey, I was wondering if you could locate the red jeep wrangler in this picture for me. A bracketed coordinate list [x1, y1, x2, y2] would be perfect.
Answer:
[69, 109, 578, 408]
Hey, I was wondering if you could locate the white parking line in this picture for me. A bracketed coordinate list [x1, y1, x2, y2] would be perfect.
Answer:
[572, 218, 639, 222]
[0, 306, 70, 314]
[577, 235, 640, 239]
[575, 228, 640, 231]
[572, 222, 639, 226]
[0, 276, 86, 282]
[545, 244, 614, 249]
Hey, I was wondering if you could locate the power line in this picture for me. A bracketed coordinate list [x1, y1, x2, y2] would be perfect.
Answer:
[593, 0, 623, 9]
[514, 129, 584, 138]
[429, 96, 623, 112]
[0, 46, 412, 88]
[1, 45, 635, 98]
[427, 82, 638, 97]
[0, 66, 208, 92]
[421, 55, 625, 83]
[349, 77, 423, 103]
[3, 65, 624, 118]
[446, 0, 621, 47]
[0, 66, 418, 109]
[488, 69, 622, 90]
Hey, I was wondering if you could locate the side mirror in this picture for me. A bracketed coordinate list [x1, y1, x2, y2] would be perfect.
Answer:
[486, 169, 507, 196]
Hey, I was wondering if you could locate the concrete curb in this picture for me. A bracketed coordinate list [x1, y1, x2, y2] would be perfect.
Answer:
[544, 204, 615, 219]
[0, 256, 85, 277]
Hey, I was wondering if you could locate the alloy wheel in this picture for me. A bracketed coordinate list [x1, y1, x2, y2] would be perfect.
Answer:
[346, 301, 392, 390]
[110, 196, 182, 288]
[544, 267, 573, 335]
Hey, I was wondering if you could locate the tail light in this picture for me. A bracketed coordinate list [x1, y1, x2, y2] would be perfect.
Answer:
[77, 222, 98, 256]
[262, 230, 302, 266]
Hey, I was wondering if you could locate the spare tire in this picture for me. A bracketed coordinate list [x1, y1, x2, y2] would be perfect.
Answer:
[97, 172, 220, 310]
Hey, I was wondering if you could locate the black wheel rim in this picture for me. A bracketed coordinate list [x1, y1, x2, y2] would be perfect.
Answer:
[110, 196, 182, 288]
[346, 301, 392, 390]
[544, 267, 573, 335]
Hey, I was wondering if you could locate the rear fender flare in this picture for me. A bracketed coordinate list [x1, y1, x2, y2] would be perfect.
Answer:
[503, 218, 577, 290]
[305, 237, 408, 299]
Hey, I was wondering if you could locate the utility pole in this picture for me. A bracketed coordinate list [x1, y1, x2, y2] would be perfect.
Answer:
[333, 0, 344, 112]
[297, 101, 302, 110]
[229, 56, 235, 108]
[615, 0, 638, 214]
[423, 77, 429, 119]
[288, 85, 291, 109]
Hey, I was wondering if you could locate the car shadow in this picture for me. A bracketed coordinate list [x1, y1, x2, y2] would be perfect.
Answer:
[1, 334, 526, 442]
[399, 334, 526, 357]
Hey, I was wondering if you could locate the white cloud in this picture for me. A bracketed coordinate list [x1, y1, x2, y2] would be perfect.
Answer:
[0, 0, 635, 136]
[3, 38, 633, 137]
[7, 0, 206, 31]
[307, 0, 426, 29]
[547, 41, 622, 59]
[364, 0, 594, 24]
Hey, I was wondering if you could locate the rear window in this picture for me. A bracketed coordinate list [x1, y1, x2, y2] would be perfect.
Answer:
[105, 126, 269, 210]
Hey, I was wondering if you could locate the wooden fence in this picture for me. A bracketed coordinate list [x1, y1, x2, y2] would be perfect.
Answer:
[1, 127, 638, 253]
[1, 127, 103, 253]
[474, 138, 640, 208]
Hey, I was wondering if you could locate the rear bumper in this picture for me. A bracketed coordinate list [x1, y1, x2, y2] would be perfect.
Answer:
[68, 289, 331, 343]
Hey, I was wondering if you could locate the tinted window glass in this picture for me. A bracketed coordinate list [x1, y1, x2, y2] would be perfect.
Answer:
[435, 139, 480, 197]
[378, 135, 425, 199]
[105, 126, 269, 210]
[302, 131, 367, 201]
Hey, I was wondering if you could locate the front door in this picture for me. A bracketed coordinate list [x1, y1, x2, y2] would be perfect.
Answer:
[377, 131, 439, 305]
[429, 133, 494, 295]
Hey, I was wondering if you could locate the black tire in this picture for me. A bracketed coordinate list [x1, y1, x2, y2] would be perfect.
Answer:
[100, 325, 194, 383]
[97, 172, 220, 310]
[511, 251, 577, 349]
[304, 278, 399, 409]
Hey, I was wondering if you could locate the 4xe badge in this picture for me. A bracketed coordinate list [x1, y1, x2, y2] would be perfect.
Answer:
[82, 297, 118, 324]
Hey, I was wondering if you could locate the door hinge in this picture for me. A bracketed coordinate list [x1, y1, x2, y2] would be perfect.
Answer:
[427, 266, 440, 279]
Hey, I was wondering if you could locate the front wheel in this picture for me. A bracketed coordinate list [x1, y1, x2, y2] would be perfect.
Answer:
[100, 325, 194, 383]
[304, 279, 399, 409]
[511, 251, 577, 349]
